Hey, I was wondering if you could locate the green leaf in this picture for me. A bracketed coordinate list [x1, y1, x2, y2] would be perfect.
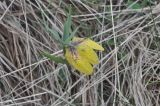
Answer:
[127, 0, 141, 9]
[65, 26, 80, 44]
[63, 8, 72, 41]
[41, 52, 66, 64]
[45, 24, 63, 44]
[107, 38, 114, 46]
[58, 69, 67, 85]
[41, 13, 63, 45]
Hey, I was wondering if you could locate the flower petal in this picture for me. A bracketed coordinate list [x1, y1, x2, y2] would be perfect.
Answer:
[72, 37, 83, 42]
[72, 37, 104, 51]
[77, 45, 99, 65]
[65, 48, 93, 75]
[83, 39, 104, 51]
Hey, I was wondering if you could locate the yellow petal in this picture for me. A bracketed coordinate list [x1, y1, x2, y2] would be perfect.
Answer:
[72, 37, 104, 51]
[65, 48, 93, 75]
[83, 39, 104, 51]
[72, 37, 84, 42]
[77, 44, 99, 65]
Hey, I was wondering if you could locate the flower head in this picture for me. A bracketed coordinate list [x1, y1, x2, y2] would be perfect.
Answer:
[65, 37, 104, 75]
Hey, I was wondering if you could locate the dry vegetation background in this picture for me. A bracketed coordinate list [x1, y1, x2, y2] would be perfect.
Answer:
[0, 0, 160, 106]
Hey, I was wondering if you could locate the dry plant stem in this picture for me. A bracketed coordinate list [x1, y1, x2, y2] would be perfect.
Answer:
[0, 0, 160, 106]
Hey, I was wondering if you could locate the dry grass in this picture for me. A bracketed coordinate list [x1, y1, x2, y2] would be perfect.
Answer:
[0, 0, 160, 106]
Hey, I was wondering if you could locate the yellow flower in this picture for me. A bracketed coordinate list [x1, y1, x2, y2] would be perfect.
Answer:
[65, 37, 104, 75]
